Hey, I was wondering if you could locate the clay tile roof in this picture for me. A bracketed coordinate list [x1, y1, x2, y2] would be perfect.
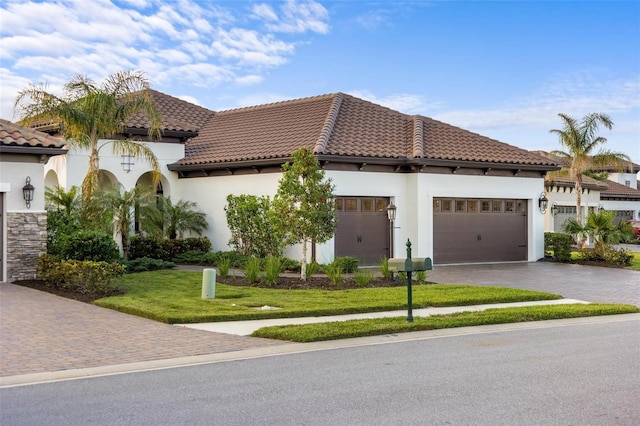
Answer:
[420, 118, 555, 165]
[545, 173, 609, 191]
[125, 89, 214, 133]
[182, 94, 337, 165]
[600, 179, 640, 199]
[175, 92, 559, 168]
[0, 118, 66, 149]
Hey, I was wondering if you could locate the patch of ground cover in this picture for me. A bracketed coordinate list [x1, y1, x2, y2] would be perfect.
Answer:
[93, 270, 562, 324]
[251, 304, 640, 342]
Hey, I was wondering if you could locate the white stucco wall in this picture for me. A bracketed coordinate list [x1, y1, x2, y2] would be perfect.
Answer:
[544, 188, 601, 232]
[0, 160, 46, 212]
[608, 172, 638, 189]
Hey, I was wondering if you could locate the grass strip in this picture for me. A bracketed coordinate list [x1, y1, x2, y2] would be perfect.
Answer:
[251, 304, 640, 342]
[94, 270, 562, 324]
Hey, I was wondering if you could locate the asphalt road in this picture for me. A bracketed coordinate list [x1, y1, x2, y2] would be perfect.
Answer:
[2, 317, 639, 426]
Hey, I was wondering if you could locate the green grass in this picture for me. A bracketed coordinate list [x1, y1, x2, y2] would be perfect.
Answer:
[627, 252, 640, 271]
[251, 304, 640, 342]
[95, 270, 562, 324]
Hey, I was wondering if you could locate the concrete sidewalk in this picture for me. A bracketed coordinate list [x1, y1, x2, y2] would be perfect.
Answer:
[176, 298, 588, 335]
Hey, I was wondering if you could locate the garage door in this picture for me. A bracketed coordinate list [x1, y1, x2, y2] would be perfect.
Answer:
[553, 205, 576, 233]
[335, 197, 390, 266]
[433, 198, 527, 264]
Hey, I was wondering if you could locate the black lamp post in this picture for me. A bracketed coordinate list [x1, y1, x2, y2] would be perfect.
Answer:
[22, 176, 35, 209]
[386, 202, 396, 258]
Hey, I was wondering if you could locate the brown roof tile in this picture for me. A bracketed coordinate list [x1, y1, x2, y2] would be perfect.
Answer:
[601, 179, 640, 199]
[0, 119, 66, 149]
[545, 173, 609, 191]
[176, 92, 559, 168]
[125, 89, 214, 133]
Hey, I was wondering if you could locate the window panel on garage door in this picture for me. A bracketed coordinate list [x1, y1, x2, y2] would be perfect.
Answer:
[433, 198, 528, 264]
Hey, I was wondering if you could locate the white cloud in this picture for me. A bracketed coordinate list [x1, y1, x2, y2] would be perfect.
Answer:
[255, 0, 330, 34]
[347, 90, 445, 115]
[235, 75, 264, 85]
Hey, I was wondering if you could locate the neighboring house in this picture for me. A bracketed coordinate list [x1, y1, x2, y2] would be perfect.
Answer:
[0, 119, 66, 281]
[540, 154, 640, 233]
[41, 91, 559, 266]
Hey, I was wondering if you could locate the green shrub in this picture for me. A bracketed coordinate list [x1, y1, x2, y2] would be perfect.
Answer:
[59, 230, 120, 262]
[415, 270, 428, 284]
[305, 261, 321, 277]
[216, 255, 231, 278]
[46, 209, 83, 256]
[38, 255, 125, 298]
[126, 257, 175, 273]
[128, 236, 172, 260]
[379, 257, 391, 279]
[325, 261, 343, 286]
[577, 247, 633, 266]
[335, 256, 358, 273]
[544, 232, 572, 262]
[263, 256, 282, 286]
[181, 237, 212, 253]
[244, 257, 262, 284]
[172, 250, 207, 264]
[354, 269, 373, 287]
[280, 257, 301, 272]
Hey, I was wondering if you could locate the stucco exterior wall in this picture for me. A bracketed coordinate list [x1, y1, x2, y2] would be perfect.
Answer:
[0, 159, 47, 281]
[544, 187, 601, 232]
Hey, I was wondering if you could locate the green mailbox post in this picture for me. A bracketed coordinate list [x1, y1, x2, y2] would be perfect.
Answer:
[387, 239, 432, 322]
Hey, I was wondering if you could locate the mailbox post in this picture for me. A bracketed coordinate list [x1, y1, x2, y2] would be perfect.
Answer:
[405, 239, 413, 322]
[387, 240, 433, 323]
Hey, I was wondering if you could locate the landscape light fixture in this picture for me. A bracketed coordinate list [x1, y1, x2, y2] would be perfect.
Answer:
[386, 202, 396, 258]
[121, 153, 134, 173]
[23, 176, 35, 209]
[538, 192, 548, 214]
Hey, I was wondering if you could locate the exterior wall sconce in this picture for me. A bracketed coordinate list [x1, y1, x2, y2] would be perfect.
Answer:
[538, 192, 548, 214]
[599, 204, 604, 211]
[386, 202, 397, 257]
[121, 154, 134, 173]
[23, 176, 35, 209]
[551, 202, 559, 217]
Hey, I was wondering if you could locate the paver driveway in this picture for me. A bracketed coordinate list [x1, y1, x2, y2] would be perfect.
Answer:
[0, 283, 285, 378]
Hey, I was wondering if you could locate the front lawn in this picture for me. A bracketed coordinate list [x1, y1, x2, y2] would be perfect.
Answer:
[95, 270, 562, 324]
[252, 304, 640, 342]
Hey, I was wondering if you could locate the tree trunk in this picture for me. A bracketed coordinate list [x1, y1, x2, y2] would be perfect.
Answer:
[300, 237, 307, 281]
[575, 176, 582, 223]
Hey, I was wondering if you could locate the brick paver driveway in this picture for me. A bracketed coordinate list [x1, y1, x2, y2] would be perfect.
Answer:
[0, 283, 285, 378]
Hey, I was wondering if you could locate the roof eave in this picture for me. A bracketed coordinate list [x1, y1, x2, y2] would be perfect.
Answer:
[0, 146, 68, 156]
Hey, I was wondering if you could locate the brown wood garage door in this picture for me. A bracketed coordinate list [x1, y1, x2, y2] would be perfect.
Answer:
[334, 197, 390, 266]
[433, 198, 527, 264]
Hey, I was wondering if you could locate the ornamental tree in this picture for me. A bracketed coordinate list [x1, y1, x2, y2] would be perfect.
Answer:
[272, 147, 337, 280]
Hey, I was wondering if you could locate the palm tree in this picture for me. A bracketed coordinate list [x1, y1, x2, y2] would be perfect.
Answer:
[563, 210, 629, 257]
[549, 113, 631, 222]
[45, 185, 81, 216]
[91, 185, 159, 260]
[14, 70, 162, 210]
[155, 196, 208, 240]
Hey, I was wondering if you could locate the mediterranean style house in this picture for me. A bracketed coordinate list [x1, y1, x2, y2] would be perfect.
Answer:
[541, 155, 640, 233]
[0, 119, 66, 281]
[10, 90, 563, 273]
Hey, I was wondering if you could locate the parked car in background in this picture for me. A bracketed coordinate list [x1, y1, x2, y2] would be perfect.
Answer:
[629, 220, 640, 241]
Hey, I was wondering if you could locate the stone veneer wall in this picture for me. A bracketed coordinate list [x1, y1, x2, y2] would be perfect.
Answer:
[6, 212, 47, 281]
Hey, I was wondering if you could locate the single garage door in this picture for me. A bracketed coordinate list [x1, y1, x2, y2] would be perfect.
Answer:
[553, 205, 576, 233]
[335, 197, 390, 266]
[433, 198, 527, 264]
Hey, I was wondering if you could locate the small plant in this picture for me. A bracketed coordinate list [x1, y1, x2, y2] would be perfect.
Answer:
[263, 256, 282, 286]
[336, 256, 358, 273]
[415, 270, 428, 284]
[379, 257, 391, 279]
[217, 255, 231, 278]
[306, 261, 321, 277]
[354, 269, 374, 287]
[172, 250, 207, 264]
[324, 261, 343, 286]
[125, 257, 175, 273]
[244, 257, 262, 284]
[397, 271, 407, 282]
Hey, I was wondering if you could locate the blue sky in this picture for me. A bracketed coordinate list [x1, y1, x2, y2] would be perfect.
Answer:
[1, 0, 639, 163]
